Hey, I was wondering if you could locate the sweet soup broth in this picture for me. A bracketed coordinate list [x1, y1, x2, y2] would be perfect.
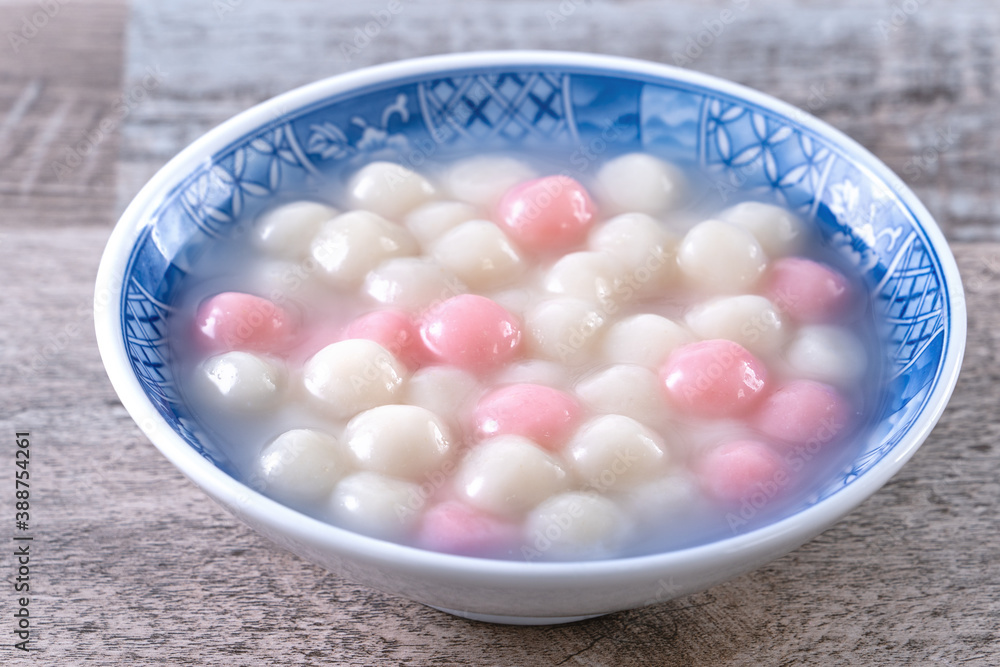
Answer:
[168, 153, 883, 561]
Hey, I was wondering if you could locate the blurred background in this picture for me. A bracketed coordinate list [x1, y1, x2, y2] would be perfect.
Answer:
[3, 0, 995, 240]
[0, 1, 996, 664]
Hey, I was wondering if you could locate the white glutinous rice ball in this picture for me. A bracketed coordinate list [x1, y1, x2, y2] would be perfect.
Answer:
[523, 492, 632, 561]
[588, 213, 679, 297]
[685, 294, 786, 356]
[198, 351, 285, 412]
[432, 220, 525, 290]
[496, 360, 573, 390]
[255, 429, 350, 504]
[455, 435, 569, 518]
[403, 365, 480, 423]
[303, 339, 407, 420]
[785, 325, 868, 385]
[444, 155, 537, 208]
[488, 287, 535, 318]
[717, 201, 806, 258]
[310, 210, 418, 289]
[249, 259, 329, 305]
[253, 200, 338, 260]
[344, 404, 454, 480]
[526, 298, 609, 366]
[575, 364, 665, 428]
[677, 219, 768, 294]
[594, 153, 685, 216]
[615, 473, 701, 525]
[347, 161, 436, 221]
[601, 313, 692, 368]
[364, 257, 465, 311]
[404, 200, 480, 247]
[544, 251, 624, 305]
[329, 471, 421, 540]
[567, 414, 670, 492]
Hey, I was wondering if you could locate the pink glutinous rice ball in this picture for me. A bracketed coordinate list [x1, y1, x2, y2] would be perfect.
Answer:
[473, 383, 582, 451]
[417, 500, 521, 557]
[342, 309, 428, 368]
[765, 257, 852, 325]
[697, 439, 788, 504]
[496, 175, 597, 254]
[752, 379, 854, 450]
[660, 339, 769, 419]
[194, 291, 299, 354]
[419, 294, 523, 373]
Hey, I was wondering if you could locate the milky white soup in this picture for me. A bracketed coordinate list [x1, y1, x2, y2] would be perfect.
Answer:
[168, 153, 881, 561]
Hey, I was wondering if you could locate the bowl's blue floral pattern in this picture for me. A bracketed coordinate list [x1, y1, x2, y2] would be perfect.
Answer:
[120, 66, 951, 504]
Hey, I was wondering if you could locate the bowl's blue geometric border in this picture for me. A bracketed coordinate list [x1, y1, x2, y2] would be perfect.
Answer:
[120, 66, 950, 505]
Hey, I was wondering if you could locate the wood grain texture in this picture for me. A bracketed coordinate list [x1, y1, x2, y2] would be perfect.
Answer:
[0, 0, 128, 228]
[1, 0, 998, 664]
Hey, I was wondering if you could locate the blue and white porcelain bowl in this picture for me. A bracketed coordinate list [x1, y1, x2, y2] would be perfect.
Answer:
[95, 52, 966, 624]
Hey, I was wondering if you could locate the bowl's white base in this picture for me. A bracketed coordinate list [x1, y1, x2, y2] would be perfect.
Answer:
[428, 605, 607, 625]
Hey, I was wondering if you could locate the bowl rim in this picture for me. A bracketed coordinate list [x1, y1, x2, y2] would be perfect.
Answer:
[95, 50, 966, 583]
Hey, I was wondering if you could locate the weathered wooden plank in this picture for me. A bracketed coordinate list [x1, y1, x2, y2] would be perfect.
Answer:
[0, 1, 129, 228]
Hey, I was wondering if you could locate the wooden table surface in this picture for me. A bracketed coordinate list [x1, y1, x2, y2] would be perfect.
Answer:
[2, 1, 998, 664]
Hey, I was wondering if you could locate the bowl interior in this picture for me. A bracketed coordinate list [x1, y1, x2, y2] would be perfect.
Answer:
[111, 53, 959, 547]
